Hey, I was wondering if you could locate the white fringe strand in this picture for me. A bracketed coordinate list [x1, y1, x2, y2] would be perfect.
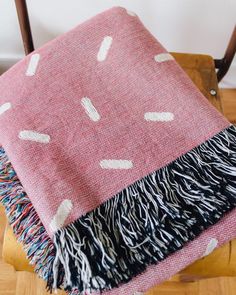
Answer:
[51, 125, 236, 294]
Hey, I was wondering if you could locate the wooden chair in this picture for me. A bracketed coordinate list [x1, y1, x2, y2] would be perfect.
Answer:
[2, 1, 236, 293]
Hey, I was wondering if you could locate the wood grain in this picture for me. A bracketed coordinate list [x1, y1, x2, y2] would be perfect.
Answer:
[221, 89, 236, 123]
[0, 206, 16, 295]
[3, 223, 33, 272]
[172, 52, 223, 112]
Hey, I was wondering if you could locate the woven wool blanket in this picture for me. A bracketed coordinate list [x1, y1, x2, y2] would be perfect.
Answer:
[1, 7, 236, 295]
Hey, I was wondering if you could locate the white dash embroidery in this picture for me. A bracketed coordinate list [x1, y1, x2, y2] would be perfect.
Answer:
[154, 53, 174, 63]
[18, 130, 50, 144]
[0, 102, 12, 116]
[133, 292, 144, 295]
[126, 9, 136, 16]
[100, 160, 133, 170]
[202, 238, 218, 257]
[50, 199, 73, 232]
[26, 53, 40, 76]
[144, 112, 174, 122]
[81, 97, 101, 122]
[97, 36, 113, 62]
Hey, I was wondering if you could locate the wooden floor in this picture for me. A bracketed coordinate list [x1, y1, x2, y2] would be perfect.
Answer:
[0, 89, 235, 294]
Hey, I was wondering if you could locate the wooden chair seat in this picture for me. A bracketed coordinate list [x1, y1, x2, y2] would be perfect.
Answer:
[3, 52, 233, 281]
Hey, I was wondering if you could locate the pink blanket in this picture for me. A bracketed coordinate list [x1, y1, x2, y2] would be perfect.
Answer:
[0, 7, 236, 295]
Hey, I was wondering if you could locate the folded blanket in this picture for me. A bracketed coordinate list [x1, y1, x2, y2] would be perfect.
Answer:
[0, 6, 236, 295]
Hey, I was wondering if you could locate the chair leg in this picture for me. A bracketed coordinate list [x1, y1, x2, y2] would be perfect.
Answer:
[214, 26, 236, 82]
[15, 0, 34, 55]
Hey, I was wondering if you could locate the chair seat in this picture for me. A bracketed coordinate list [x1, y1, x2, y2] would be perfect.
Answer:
[172, 52, 222, 112]
[3, 53, 232, 279]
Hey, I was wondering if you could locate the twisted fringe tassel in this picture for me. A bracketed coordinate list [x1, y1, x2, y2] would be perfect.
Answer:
[1, 125, 236, 295]
[50, 125, 236, 294]
[0, 146, 64, 289]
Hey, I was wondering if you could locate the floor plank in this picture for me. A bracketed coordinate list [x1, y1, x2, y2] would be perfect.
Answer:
[0, 206, 16, 295]
[0, 206, 6, 258]
[15, 272, 65, 295]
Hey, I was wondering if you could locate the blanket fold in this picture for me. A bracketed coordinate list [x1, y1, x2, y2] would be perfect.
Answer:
[51, 125, 236, 293]
[0, 6, 236, 295]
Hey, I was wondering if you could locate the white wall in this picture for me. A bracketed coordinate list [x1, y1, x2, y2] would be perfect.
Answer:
[0, 0, 235, 87]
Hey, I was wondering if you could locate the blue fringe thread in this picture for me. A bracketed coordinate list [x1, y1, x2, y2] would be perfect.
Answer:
[0, 146, 64, 290]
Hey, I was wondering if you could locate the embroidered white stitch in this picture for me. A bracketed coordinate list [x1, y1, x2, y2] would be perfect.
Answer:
[97, 36, 113, 62]
[202, 238, 218, 257]
[0, 102, 11, 116]
[18, 130, 51, 143]
[133, 292, 144, 295]
[126, 9, 136, 16]
[144, 112, 174, 122]
[100, 160, 133, 169]
[154, 53, 174, 63]
[50, 199, 73, 232]
[81, 97, 101, 121]
[26, 53, 40, 76]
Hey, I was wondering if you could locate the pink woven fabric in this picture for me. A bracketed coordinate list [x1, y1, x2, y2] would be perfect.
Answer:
[0, 7, 235, 295]
[0, 7, 229, 235]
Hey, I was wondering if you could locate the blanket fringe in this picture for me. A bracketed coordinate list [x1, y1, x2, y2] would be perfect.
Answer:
[50, 125, 236, 294]
[0, 147, 64, 288]
[1, 125, 236, 295]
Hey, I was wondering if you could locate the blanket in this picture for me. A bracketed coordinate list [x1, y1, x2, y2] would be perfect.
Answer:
[0, 7, 236, 295]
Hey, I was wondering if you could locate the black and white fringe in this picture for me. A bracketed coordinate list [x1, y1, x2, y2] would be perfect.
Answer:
[51, 125, 236, 294]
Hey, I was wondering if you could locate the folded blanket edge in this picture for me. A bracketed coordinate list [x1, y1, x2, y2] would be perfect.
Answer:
[51, 124, 236, 294]
[1, 125, 236, 295]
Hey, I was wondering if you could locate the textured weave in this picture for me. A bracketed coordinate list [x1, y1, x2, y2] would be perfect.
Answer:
[0, 7, 236, 295]
[0, 7, 229, 235]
